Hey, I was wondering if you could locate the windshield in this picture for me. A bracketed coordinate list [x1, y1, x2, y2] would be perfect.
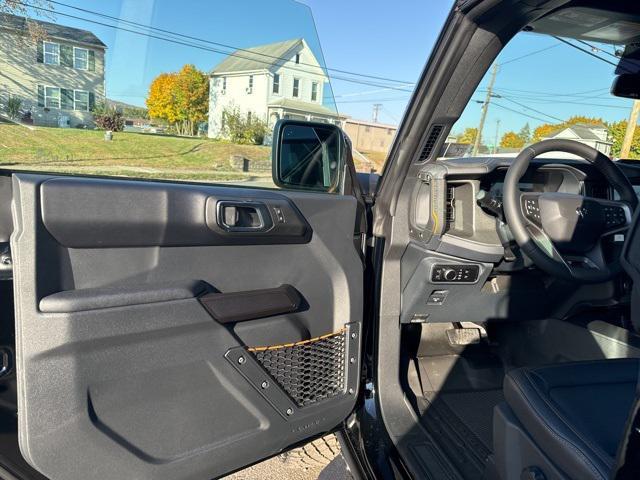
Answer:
[445, 31, 640, 160]
[0, 0, 452, 185]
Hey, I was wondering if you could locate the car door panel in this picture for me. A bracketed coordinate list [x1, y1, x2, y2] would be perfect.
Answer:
[11, 173, 363, 480]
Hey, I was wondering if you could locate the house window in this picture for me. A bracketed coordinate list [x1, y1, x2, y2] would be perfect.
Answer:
[295, 53, 300, 64]
[45, 86, 60, 108]
[247, 75, 253, 93]
[221, 77, 227, 93]
[43, 41, 60, 65]
[247, 111, 252, 122]
[387, 128, 393, 135]
[73, 48, 89, 70]
[74, 90, 89, 111]
[293, 78, 300, 98]
[273, 73, 280, 94]
[311, 82, 318, 101]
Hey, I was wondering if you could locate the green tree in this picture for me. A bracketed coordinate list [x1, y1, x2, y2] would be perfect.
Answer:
[456, 127, 478, 145]
[609, 120, 640, 159]
[500, 131, 525, 149]
[518, 123, 531, 144]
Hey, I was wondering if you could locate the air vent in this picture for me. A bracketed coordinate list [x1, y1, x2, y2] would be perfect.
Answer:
[418, 124, 444, 161]
[446, 185, 455, 227]
[588, 183, 611, 200]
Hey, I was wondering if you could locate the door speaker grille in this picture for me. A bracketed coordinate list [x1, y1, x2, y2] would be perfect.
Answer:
[248, 330, 346, 408]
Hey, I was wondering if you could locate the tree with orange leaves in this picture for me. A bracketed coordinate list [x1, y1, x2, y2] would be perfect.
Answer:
[146, 65, 209, 136]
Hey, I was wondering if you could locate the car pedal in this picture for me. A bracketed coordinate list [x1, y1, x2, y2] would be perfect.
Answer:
[446, 327, 481, 346]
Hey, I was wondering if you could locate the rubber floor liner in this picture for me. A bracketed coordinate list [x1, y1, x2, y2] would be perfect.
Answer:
[419, 389, 504, 478]
[430, 389, 504, 449]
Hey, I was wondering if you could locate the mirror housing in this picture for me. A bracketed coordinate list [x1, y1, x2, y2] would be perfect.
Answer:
[271, 119, 347, 193]
[611, 74, 640, 100]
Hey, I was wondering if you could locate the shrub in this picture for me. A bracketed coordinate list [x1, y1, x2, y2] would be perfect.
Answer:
[92, 102, 124, 131]
[221, 107, 268, 145]
[6, 97, 22, 120]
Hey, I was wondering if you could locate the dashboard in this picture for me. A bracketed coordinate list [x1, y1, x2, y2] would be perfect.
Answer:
[408, 157, 640, 265]
[401, 156, 640, 325]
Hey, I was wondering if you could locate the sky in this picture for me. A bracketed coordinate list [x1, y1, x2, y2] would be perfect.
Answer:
[28, 0, 637, 138]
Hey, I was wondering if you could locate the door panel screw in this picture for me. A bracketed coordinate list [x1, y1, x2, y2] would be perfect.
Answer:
[348, 388, 354, 395]
[351, 332, 357, 339]
[350, 357, 355, 364]
[286, 408, 293, 416]
[261, 381, 269, 389]
[238, 356, 245, 364]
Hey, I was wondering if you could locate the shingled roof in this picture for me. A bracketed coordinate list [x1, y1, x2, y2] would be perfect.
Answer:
[0, 13, 106, 48]
[210, 39, 302, 74]
[546, 124, 606, 141]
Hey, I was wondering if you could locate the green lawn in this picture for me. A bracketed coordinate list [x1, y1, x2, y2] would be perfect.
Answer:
[0, 124, 386, 183]
[0, 124, 272, 182]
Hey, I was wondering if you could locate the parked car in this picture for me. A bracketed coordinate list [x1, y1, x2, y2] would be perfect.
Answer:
[1, 1, 640, 480]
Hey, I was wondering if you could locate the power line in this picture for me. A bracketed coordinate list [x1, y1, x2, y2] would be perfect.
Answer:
[499, 96, 630, 110]
[490, 101, 554, 124]
[552, 36, 628, 72]
[497, 96, 566, 123]
[499, 44, 561, 66]
[24, 3, 415, 92]
[335, 95, 410, 104]
[44, 0, 415, 87]
[381, 107, 399, 123]
[574, 39, 621, 60]
[484, 86, 610, 98]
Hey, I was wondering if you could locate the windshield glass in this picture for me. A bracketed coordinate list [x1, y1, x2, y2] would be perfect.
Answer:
[0, 0, 452, 185]
[445, 32, 639, 160]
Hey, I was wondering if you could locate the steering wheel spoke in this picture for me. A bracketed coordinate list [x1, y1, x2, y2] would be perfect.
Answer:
[565, 243, 607, 272]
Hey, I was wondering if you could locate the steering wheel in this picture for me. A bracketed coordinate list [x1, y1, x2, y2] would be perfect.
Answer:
[503, 139, 638, 283]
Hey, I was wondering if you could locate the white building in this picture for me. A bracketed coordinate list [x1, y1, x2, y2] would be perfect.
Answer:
[543, 123, 613, 156]
[207, 38, 342, 139]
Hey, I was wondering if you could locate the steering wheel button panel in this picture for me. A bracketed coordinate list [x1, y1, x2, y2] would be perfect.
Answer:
[523, 198, 541, 223]
[604, 206, 626, 228]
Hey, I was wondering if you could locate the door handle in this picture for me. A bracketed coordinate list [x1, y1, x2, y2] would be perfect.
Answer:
[216, 201, 272, 232]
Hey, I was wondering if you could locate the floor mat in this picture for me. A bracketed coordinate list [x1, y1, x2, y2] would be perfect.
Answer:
[419, 388, 504, 478]
[426, 389, 505, 450]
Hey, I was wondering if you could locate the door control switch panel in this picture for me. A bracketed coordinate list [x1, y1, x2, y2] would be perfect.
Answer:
[431, 264, 480, 283]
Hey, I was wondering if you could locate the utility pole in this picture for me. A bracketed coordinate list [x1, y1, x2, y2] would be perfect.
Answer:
[493, 119, 501, 154]
[372, 103, 381, 123]
[473, 63, 499, 156]
[621, 100, 640, 158]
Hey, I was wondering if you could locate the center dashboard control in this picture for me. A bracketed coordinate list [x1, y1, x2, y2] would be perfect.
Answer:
[431, 264, 480, 283]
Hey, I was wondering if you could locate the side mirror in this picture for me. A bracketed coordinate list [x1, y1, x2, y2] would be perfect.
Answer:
[272, 120, 347, 193]
[611, 74, 640, 99]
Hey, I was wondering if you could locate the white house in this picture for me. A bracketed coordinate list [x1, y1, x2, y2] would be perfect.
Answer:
[543, 123, 613, 156]
[207, 38, 342, 138]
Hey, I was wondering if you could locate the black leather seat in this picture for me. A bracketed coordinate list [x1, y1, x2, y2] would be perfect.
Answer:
[503, 359, 639, 480]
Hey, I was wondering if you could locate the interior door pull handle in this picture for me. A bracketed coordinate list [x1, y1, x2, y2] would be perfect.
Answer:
[217, 201, 272, 232]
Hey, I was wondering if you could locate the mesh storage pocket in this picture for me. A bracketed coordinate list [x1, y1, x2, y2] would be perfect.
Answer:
[248, 330, 346, 408]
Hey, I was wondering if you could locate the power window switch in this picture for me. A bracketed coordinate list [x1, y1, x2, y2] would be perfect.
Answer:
[273, 206, 285, 223]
